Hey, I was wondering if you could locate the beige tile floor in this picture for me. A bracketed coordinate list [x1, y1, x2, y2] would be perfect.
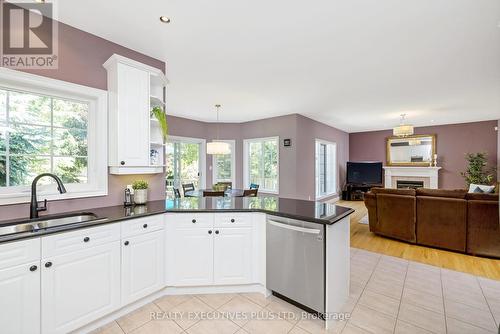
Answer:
[92, 248, 500, 334]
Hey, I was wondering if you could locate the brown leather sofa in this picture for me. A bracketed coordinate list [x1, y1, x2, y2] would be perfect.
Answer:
[364, 188, 499, 258]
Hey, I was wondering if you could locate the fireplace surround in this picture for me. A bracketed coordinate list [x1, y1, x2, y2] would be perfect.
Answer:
[383, 166, 441, 189]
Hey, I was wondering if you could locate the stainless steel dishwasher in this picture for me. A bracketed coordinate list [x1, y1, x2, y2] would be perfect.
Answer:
[266, 215, 325, 313]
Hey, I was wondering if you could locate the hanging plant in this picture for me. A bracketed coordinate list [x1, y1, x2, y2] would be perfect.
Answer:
[151, 106, 168, 143]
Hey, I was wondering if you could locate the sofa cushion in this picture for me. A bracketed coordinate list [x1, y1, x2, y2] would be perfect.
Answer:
[468, 183, 495, 194]
[371, 187, 416, 196]
[466, 193, 499, 202]
[416, 188, 467, 199]
[416, 196, 467, 252]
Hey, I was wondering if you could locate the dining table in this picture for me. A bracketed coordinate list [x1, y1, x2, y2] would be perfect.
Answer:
[184, 188, 246, 197]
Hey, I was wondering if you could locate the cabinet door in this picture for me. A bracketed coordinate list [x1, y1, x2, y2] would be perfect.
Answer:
[173, 228, 214, 286]
[0, 262, 40, 334]
[213, 228, 253, 285]
[41, 242, 120, 334]
[122, 230, 164, 305]
[116, 63, 150, 166]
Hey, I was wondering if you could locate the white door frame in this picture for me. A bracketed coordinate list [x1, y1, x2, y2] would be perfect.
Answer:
[166, 135, 207, 189]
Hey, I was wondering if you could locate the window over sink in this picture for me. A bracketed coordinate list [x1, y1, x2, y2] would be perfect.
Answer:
[0, 68, 107, 205]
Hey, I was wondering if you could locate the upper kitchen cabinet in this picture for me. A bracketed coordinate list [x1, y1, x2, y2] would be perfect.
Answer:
[103, 54, 168, 175]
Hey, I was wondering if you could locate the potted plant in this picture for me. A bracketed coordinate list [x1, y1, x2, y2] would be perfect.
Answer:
[132, 180, 149, 204]
[461, 152, 496, 187]
[151, 106, 168, 143]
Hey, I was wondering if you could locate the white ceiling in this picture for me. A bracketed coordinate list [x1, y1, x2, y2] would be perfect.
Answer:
[56, 0, 500, 133]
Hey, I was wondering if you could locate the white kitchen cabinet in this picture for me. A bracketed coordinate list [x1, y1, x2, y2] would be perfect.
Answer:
[172, 228, 214, 286]
[167, 213, 257, 287]
[213, 227, 253, 285]
[41, 242, 121, 334]
[122, 230, 164, 305]
[104, 54, 167, 174]
[0, 261, 41, 334]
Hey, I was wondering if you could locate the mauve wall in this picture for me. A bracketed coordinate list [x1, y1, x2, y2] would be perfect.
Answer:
[168, 114, 349, 201]
[296, 115, 350, 200]
[349, 120, 498, 189]
[0, 20, 166, 220]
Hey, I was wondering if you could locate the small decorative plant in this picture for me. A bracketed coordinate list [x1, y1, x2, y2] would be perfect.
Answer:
[132, 180, 148, 190]
[132, 180, 149, 204]
[460, 152, 496, 186]
[151, 106, 168, 143]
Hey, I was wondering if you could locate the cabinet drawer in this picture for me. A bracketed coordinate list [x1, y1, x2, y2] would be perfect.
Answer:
[0, 238, 40, 270]
[42, 223, 120, 258]
[170, 213, 213, 229]
[214, 213, 252, 227]
[121, 215, 164, 238]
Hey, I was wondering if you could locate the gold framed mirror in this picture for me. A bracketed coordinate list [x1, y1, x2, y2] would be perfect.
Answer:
[386, 134, 436, 166]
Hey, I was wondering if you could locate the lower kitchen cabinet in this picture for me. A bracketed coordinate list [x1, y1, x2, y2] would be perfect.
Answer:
[0, 261, 41, 334]
[213, 227, 253, 285]
[41, 242, 121, 334]
[122, 230, 165, 305]
[173, 228, 214, 286]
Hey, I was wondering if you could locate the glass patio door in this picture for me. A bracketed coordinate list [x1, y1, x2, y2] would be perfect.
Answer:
[165, 137, 204, 198]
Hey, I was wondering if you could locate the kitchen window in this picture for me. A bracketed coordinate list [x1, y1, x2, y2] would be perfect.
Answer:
[212, 140, 235, 186]
[315, 139, 337, 199]
[243, 137, 279, 194]
[0, 68, 107, 205]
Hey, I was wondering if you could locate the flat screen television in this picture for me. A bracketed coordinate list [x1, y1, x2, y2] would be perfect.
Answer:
[347, 161, 383, 185]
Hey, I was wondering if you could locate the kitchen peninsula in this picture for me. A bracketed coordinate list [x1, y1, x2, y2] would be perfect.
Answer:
[0, 197, 353, 334]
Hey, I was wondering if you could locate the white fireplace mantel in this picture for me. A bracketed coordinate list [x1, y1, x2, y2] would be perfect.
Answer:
[383, 166, 442, 189]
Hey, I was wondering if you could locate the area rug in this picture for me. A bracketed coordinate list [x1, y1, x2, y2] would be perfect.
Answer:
[359, 214, 369, 225]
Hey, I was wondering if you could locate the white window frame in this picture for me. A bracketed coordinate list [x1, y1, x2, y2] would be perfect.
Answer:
[211, 140, 236, 186]
[243, 136, 279, 194]
[0, 68, 108, 205]
[315, 139, 337, 200]
[165, 135, 207, 189]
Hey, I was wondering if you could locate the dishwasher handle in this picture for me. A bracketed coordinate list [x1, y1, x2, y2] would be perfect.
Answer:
[267, 220, 321, 234]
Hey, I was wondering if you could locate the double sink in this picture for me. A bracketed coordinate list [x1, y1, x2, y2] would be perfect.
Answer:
[0, 213, 108, 237]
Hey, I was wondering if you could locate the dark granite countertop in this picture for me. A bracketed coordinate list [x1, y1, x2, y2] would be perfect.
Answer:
[0, 197, 354, 243]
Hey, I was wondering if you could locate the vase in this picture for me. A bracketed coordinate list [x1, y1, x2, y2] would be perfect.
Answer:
[134, 189, 148, 205]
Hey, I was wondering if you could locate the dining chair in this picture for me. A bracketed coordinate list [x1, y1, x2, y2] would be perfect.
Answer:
[173, 188, 181, 198]
[182, 183, 195, 195]
[249, 183, 259, 190]
[241, 189, 258, 197]
[203, 190, 225, 197]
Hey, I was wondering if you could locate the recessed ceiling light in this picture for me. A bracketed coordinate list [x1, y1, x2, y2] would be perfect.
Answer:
[159, 16, 171, 23]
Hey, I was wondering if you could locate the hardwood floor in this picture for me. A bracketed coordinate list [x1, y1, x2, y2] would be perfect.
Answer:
[337, 200, 500, 280]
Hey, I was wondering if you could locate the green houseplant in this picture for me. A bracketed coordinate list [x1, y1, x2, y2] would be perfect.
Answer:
[132, 180, 149, 204]
[151, 106, 168, 143]
[460, 152, 496, 187]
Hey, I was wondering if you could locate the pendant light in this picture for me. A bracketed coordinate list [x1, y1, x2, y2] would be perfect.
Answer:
[393, 113, 414, 137]
[207, 104, 231, 155]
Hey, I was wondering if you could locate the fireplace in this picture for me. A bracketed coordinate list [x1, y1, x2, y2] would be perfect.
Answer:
[397, 180, 424, 189]
[383, 167, 441, 189]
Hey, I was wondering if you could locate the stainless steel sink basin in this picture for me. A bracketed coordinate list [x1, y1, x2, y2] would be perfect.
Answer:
[0, 222, 36, 236]
[35, 214, 101, 229]
[0, 213, 107, 237]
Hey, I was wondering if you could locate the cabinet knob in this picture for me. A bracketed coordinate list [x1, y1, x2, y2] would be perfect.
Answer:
[230, 219, 235, 223]
[83, 237, 90, 243]
[45, 262, 52, 268]
[120, 161, 125, 165]
[215, 230, 220, 235]
[192, 219, 196, 223]
[29, 265, 38, 272]
[143, 224, 148, 229]
[208, 230, 212, 234]
[124, 241, 129, 246]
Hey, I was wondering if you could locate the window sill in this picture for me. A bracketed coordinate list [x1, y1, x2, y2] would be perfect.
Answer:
[0, 189, 108, 206]
[316, 192, 339, 201]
